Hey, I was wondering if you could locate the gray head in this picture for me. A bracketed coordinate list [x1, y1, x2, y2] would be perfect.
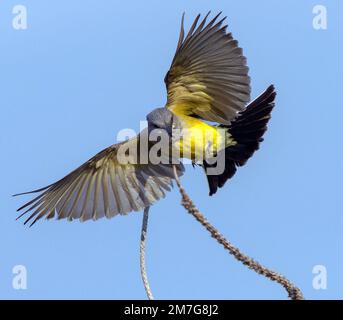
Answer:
[146, 107, 176, 135]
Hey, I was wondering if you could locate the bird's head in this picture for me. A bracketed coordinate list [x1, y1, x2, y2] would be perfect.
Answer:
[146, 107, 180, 137]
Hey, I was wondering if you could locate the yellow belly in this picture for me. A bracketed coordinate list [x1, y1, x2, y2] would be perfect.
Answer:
[172, 115, 227, 161]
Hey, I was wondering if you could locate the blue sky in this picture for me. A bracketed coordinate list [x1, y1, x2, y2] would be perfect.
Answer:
[0, 0, 342, 299]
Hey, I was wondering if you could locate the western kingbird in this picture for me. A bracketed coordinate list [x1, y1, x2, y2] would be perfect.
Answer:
[15, 12, 276, 226]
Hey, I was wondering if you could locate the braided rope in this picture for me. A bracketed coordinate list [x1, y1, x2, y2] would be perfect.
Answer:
[172, 165, 304, 300]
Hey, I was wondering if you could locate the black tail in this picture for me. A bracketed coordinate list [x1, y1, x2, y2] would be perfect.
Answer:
[204, 85, 276, 196]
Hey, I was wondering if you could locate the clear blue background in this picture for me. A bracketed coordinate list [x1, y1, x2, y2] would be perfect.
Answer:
[0, 0, 342, 299]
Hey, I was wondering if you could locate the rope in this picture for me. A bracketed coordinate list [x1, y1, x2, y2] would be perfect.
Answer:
[139, 206, 154, 300]
[172, 165, 304, 300]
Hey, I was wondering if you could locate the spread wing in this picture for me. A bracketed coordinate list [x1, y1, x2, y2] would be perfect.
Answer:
[15, 134, 184, 226]
[165, 12, 251, 125]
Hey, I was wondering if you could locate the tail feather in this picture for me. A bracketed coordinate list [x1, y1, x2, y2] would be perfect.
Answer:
[204, 85, 276, 196]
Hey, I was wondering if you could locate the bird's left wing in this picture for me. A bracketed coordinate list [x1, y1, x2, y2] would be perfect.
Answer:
[15, 135, 184, 226]
[165, 12, 251, 125]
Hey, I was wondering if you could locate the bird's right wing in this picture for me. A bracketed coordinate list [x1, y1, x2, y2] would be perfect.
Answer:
[165, 12, 251, 125]
[15, 134, 184, 226]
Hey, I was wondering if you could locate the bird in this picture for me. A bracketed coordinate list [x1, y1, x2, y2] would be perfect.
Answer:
[15, 12, 276, 226]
